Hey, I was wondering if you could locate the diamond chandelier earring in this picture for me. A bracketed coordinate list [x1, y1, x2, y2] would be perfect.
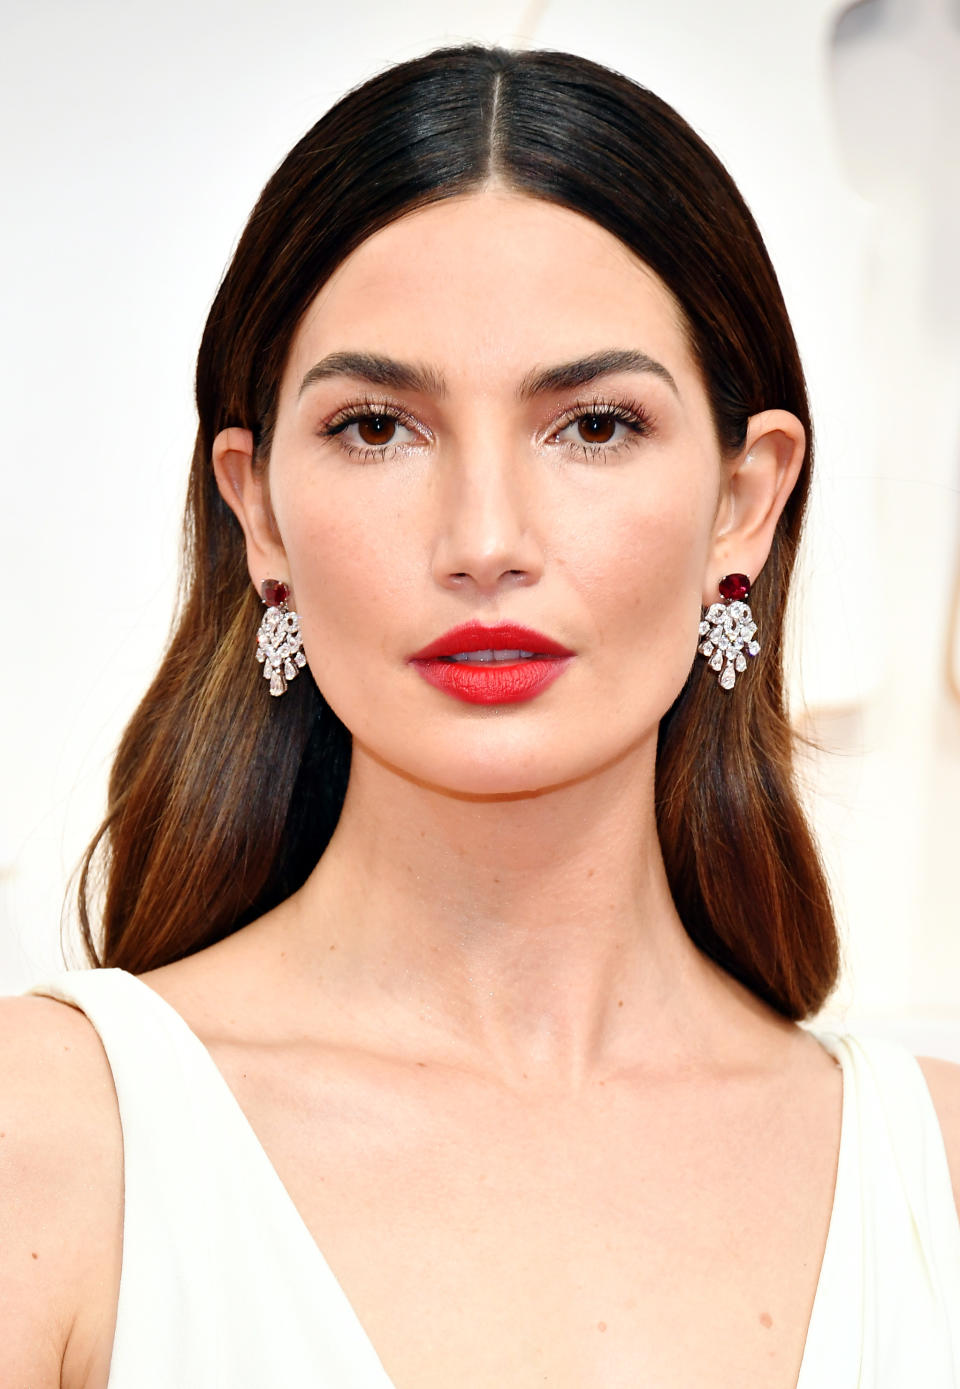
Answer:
[255, 579, 307, 697]
[698, 573, 760, 690]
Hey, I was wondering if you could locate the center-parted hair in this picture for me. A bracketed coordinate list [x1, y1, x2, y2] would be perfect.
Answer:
[76, 44, 839, 1019]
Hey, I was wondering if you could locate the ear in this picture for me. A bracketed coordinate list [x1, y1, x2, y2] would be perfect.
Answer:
[702, 408, 805, 605]
[212, 427, 290, 594]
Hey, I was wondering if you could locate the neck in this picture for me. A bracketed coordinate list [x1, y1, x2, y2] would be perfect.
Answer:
[270, 736, 779, 1088]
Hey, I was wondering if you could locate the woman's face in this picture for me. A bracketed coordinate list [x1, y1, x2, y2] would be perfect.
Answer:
[225, 189, 779, 796]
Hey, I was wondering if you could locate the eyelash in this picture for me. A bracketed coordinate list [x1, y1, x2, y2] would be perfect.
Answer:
[321, 400, 423, 461]
[553, 398, 654, 458]
[318, 395, 654, 463]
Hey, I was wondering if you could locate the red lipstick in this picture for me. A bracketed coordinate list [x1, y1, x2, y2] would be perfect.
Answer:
[409, 621, 575, 706]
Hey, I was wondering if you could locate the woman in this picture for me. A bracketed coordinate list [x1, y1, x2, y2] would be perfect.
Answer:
[3, 43, 958, 1388]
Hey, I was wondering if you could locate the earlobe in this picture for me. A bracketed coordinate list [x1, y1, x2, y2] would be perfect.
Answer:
[704, 408, 805, 603]
[211, 426, 288, 588]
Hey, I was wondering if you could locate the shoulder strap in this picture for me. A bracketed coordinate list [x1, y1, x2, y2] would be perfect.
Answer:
[28, 968, 221, 1384]
[847, 1033, 960, 1240]
[838, 1030, 960, 1376]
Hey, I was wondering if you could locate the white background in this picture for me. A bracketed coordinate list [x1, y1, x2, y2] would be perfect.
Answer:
[2, 0, 958, 1055]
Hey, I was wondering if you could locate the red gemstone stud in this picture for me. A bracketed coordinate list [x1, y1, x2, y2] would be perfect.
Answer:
[261, 578, 290, 608]
[718, 573, 751, 602]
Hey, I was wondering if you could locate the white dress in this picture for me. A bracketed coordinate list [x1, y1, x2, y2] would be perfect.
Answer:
[26, 967, 960, 1386]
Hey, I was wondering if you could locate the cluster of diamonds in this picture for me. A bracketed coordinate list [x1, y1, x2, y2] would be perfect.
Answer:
[698, 599, 760, 690]
[256, 604, 307, 697]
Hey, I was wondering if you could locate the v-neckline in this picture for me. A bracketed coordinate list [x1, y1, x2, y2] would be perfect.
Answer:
[794, 1026, 860, 1385]
[126, 971, 399, 1387]
[125, 970, 854, 1389]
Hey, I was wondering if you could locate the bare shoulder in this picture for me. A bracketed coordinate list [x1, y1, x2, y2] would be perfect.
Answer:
[0, 993, 123, 1389]
[916, 1054, 960, 1223]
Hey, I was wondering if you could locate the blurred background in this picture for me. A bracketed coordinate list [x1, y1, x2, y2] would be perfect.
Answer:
[2, 0, 958, 1056]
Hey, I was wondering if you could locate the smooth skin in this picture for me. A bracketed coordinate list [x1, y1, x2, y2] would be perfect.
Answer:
[3, 187, 959, 1388]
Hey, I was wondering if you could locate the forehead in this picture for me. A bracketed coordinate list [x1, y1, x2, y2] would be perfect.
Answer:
[282, 189, 694, 396]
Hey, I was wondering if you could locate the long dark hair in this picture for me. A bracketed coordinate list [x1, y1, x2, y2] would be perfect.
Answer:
[75, 44, 839, 1020]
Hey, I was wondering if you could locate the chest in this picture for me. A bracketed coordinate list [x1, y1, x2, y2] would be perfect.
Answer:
[192, 1045, 843, 1389]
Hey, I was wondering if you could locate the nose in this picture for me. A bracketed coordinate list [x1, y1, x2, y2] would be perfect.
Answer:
[431, 436, 545, 595]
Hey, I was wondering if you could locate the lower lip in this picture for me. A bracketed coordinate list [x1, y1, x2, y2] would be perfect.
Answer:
[410, 656, 573, 705]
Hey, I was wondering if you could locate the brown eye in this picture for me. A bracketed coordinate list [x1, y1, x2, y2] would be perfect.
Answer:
[357, 415, 397, 446]
[577, 414, 617, 444]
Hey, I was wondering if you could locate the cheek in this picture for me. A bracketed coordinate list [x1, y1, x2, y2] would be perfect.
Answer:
[566, 479, 711, 649]
[275, 484, 417, 684]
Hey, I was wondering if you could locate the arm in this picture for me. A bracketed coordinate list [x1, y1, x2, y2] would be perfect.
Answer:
[0, 995, 123, 1389]
[917, 1055, 960, 1223]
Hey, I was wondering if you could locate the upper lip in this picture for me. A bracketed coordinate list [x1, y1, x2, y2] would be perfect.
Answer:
[409, 621, 575, 660]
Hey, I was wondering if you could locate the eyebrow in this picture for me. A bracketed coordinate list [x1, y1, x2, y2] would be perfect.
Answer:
[297, 347, 679, 400]
[298, 352, 445, 399]
[518, 349, 678, 399]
